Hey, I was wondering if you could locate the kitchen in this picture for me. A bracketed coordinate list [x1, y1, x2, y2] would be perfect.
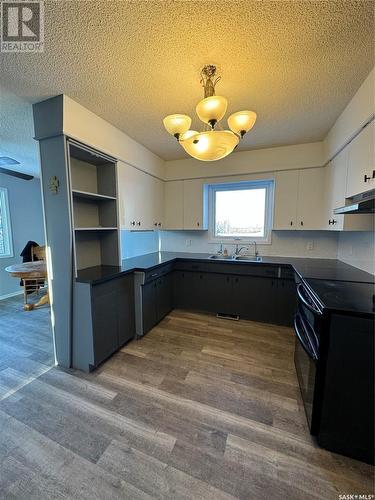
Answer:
[0, 1, 374, 498]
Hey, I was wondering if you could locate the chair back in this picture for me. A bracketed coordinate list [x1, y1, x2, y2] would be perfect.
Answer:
[31, 245, 46, 261]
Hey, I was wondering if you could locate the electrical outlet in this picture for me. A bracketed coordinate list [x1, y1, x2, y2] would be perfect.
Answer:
[307, 240, 314, 251]
[185, 239, 191, 247]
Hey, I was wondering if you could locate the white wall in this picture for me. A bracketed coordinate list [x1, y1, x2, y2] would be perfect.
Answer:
[0, 175, 45, 298]
[324, 68, 374, 162]
[121, 230, 159, 259]
[337, 232, 375, 275]
[164, 142, 323, 181]
[160, 230, 338, 259]
[63, 95, 165, 179]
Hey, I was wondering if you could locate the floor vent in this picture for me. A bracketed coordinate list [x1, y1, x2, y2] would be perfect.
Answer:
[216, 313, 240, 321]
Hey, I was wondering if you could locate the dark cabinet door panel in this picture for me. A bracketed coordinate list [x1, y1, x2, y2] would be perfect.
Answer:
[142, 281, 157, 334]
[92, 288, 119, 366]
[118, 277, 136, 345]
[156, 274, 173, 321]
[274, 279, 297, 326]
[205, 273, 233, 314]
[232, 276, 276, 324]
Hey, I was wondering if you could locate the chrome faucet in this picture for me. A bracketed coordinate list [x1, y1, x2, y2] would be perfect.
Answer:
[235, 244, 248, 256]
[217, 242, 223, 255]
[250, 241, 259, 257]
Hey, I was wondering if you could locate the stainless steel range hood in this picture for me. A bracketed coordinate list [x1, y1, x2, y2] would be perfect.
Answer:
[334, 189, 375, 215]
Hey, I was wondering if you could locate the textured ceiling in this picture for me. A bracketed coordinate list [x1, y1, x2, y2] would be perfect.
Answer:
[0, 0, 374, 169]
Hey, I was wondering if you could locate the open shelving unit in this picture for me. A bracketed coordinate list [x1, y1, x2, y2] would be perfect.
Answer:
[68, 140, 120, 273]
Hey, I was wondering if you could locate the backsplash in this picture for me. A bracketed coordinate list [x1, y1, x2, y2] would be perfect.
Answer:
[159, 230, 339, 259]
[120, 230, 159, 259]
[337, 231, 375, 275]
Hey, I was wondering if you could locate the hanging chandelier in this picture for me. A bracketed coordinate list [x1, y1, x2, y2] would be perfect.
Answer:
[163, 65, 257, 161]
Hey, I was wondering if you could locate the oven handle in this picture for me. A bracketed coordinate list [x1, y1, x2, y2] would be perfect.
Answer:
[297, 283, 322, 315]
[294, 314, 318, 361]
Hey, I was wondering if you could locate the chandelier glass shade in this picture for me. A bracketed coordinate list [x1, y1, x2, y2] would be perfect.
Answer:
[163, 65, 257, 161]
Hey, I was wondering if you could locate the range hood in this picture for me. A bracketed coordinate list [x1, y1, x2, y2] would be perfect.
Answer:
[334, 189, 375, 215]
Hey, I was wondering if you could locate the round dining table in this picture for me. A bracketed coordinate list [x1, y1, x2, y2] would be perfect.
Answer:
[5, 261, 49, 311]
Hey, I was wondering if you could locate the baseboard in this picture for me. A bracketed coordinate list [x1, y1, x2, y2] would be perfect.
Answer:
[0, 290, 23, 301]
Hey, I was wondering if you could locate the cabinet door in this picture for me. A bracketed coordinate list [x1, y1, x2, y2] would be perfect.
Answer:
[156, 274, 173, 321]
[205, 273, 233, 314]
[232, 276, 276, 323]
[323, 153, 347, 231]
[297, 167, 325, 229]
[92, 283, 119, 366]
[164, 181, 184, 229]
[118, 162, 140, 229]
[117, 276, 136, 346]
[152, 178, 164, 229]
[273, 170, 298, 229]
[183, 179, 207, 230]
[274, 279, 297, 326]
[346, 121, 374, 198]
[142, 281, 157, 334]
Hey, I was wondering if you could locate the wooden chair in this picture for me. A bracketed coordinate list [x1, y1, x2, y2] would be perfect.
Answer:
[22, 245, 48, 310]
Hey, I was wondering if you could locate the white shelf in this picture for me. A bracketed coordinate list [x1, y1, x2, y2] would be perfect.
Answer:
[72, 190, 116, 201]
[74, 227, 118, 231]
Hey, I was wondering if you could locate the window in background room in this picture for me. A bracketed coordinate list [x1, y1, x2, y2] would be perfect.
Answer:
[209, 180, 274, 243]
[0, 187, 13, 258]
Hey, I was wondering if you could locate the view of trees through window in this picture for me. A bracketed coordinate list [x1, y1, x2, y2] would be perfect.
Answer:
[215, 188, 266, 238]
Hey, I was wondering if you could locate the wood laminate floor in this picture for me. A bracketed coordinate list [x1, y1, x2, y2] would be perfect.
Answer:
[0, 302, 373, 499]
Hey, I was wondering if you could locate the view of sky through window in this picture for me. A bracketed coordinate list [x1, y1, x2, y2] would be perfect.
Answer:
[215, 188, 266, 237]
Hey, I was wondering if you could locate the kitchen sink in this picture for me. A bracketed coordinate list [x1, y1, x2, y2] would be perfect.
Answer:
[209, 255, 235, 260]
[234, 255, 262, 262]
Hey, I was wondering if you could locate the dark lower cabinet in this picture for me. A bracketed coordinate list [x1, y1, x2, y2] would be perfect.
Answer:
[73, 274, 135, 372]
[174, 269, 296, 327]
[232, 275, 276, 323]
[173, 271, 209, 311]
[274, 279, 297, 326]
[142, 274, 173, 335]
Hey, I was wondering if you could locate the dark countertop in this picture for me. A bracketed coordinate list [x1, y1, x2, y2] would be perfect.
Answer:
[305, 279, 375, 316]
[76, 251, 375, 284]
[76, 252, 374, 316]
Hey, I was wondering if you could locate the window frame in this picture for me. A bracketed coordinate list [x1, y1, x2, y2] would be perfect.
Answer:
[208, 179, 274, 244]
[0, 187, 14, 258]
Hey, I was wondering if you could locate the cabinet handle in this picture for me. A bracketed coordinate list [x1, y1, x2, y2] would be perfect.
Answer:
[197, 222, 200, 227]
[290, 221, 293, 226]
[151, 273, 158, 277]
[137, 221, 141, 226]
[131, 221, 136, 226]
[372, 170, 375, 179]
[364, 174, 371, 182]
[158, 222, 162, 227]
[300, 221, 304, 226]
[154, 222, 158, 227]
[235, 277, 239, 283]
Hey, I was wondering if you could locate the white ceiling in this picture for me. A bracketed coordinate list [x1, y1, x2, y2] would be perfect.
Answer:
[0, 0, 374, 174]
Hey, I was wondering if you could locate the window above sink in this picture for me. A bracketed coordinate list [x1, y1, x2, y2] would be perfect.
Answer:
[208, 179, 274, 244]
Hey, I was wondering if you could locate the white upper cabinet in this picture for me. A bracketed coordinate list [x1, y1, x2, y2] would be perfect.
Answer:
[296, 167, 326, 230]
[274, 168, 325, 230]
[118, 163, 163, 231]
[273, 170, 299, 229]
[324, 149, 374, 231]
[164, 181, 184, 230]
[346, 121, 375, 198]
[183, 179, 208, 230]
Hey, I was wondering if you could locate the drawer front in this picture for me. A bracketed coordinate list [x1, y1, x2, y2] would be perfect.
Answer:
[144, 263, 174, 283]
[174, 260, 279, 278]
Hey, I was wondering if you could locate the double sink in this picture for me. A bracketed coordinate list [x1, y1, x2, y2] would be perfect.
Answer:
[209, 254, 262, 262]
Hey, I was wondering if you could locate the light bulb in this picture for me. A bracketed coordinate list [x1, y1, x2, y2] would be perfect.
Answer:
[181, 130, 239, 161]
[196, 96, 228, 127]
[180, 130, 199, 141]
[163, 114, 191, 138]
[228, 110, 257, 136]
